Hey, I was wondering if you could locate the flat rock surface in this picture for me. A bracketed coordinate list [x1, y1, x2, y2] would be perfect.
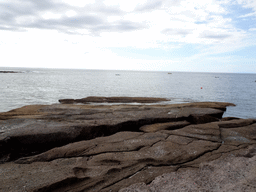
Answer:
[59, 96, 170, 104]
[0, 98, 255, 192]
[120, 154, 256, 192]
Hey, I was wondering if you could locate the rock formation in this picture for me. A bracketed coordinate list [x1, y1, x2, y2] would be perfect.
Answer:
[0, 71, 22, 73]
[59, 96, 170, 104]
[0, 97, 255, 192]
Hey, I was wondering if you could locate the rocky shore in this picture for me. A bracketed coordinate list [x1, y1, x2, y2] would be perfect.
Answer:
[0, 97, 255, 192]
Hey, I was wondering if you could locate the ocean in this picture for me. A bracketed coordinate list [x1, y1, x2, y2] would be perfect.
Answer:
[0, 67, 256, 119]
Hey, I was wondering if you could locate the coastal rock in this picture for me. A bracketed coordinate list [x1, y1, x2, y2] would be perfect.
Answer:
[0, 98, 255, 192]
[0, 102, 229, 162]
[0, 71, 21, 73]
[120, 154, 256, 192]
[139, 121, 190, 132]
[59, 96, 170, 104]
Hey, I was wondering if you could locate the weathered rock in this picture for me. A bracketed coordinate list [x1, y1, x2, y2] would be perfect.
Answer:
[218, 118, 255, 128]
[15, 132, 166, 164]
[0, 71, 22, 73]
[221, 117, 241, 121]
[0, 102, 230, 162]
[139, 121, 190, 132]
[0, 98, 255, 192]
[221, 123, 256, 145]
[120, 154, 256, 192]
[2, 133, 221, 191]
[59, 96, 170, 104]
[165, 122, 222, 142]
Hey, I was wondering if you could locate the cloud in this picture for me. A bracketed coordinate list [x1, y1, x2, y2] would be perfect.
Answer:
[200, 31, 232, 40]
[28, 15, 104, 32]
[162, 28, 192, 36]
[0, 0, 256, 73]
[236, 0, 256, 11]
[135, 0, 163, 12]
[238, 12, 256, 18]
[0, 0, 145, 34]
[236, 0, 256, 18]
[0, 0, 245, 42]
[0, 0, 250, 49]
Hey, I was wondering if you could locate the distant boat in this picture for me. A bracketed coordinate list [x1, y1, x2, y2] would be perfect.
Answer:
[215, 76, 219, 78]
[168, 73, 172, 74]
[115, 74, 120, 76]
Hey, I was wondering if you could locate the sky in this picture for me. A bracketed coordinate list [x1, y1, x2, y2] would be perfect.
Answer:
[0, 0, 256, 73]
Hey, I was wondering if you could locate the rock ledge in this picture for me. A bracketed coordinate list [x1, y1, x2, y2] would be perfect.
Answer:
[0, 97, 255, 192]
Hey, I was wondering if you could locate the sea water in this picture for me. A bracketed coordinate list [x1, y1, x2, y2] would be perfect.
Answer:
[0, 67, 256, 119]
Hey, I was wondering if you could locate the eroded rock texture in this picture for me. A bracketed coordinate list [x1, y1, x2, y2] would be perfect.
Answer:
[0, 98, 255, 192]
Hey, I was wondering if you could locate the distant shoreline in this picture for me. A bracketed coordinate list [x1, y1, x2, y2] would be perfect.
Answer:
[0, 71, 22, 73]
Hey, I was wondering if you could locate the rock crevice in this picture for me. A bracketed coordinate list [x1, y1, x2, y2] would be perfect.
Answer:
[0, 98, 255, 192]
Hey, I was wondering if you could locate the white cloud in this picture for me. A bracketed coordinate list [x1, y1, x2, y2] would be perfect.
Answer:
[238, 12, 256, 18]
[15, 15, 37, 25]
[236, 0, 256, 11]
[42, 12, 62, 20]
[0, 0, 244, 44]
[103, 0, 147, 12]
[65, 10, 77, 17]
[236, 0, 256, 17]
[0, 0, 255, 73]
[61, 0, 96, 7]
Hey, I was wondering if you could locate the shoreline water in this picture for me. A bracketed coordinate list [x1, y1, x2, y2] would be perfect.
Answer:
[1, 67, 255, 119]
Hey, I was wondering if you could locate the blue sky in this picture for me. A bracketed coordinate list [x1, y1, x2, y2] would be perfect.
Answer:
[0, 0, 256, 73]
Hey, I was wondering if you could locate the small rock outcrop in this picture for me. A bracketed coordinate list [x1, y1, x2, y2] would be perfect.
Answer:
[0, 97, 255, 192]
[59, 96, 170, 104]
[0, 71, 21, 73]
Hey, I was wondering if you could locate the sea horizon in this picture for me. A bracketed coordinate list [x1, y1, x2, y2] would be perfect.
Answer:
[1, 66, 256, 75]
[1, 67, 256, 119]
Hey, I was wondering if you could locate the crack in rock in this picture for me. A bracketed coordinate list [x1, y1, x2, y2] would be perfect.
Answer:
[0, 100, 255, 192]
